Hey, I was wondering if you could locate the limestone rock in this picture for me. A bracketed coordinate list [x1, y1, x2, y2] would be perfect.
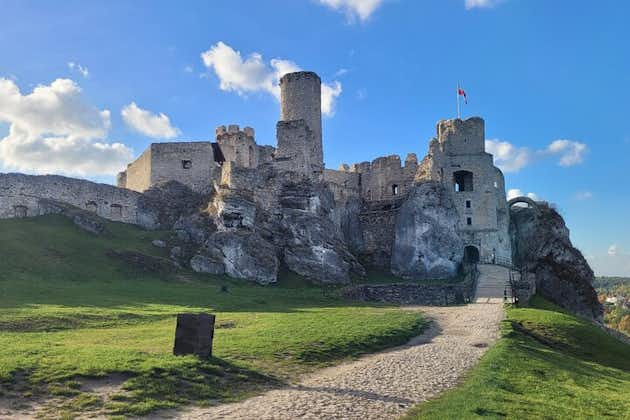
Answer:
[273, 178, 365, 283]
[210, 191, 256, 231]
[152, 239, 166, 248]
[510, 204, 603, 320]
[190, 254, 225, 275]
[391, 182, 463, 279]
[197, 231, 279, 285]
[138, 181, 207, 229]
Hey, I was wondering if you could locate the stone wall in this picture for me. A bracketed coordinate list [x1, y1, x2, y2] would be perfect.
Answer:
[358, 198, 404, 269]
[323, 169, 361, 202]
[275, 120, 322, 178]
[215, 125, 259, 168]
[279, 71, 322, 168]
[0, 173, 158, 228]
[342, 274, 476, 306]
[120, 141, 217, 193]
[120, 147, 151, 192]
[150, 142, 216, 193]
[415, 117, 512, 264]
[437, 117, 485, 155]
[342, 154, 418, 202]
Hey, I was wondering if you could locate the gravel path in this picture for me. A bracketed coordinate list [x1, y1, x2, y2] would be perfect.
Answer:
[180, 301, 504, 420]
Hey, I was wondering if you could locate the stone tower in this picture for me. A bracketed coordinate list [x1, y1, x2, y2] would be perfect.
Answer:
[275, 71, 324, 178]
[416, 117, 512, 264]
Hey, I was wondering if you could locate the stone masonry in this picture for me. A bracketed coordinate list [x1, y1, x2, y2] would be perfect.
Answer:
[1, 70, 514, 284]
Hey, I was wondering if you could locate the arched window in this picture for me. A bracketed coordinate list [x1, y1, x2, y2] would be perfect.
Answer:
[454, 171, 473, 192]
[392, 184, 399, 196]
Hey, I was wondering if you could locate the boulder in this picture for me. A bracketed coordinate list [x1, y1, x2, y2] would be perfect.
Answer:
[274, 178, 365, 283]
[391, 182, 463, 279]
[510, 204, 603, 321]
[138, 181, 207, 229]
[194, 231, 279, 285]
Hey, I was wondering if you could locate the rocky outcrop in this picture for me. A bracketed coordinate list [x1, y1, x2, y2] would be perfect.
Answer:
[510, 204, 603, 321]
[391, 182, 463, 279]
[138, 181, 208, 229]
[272, 179, 365, 284]
[194, 231, 279, 285]
[183, 168, 364, 285]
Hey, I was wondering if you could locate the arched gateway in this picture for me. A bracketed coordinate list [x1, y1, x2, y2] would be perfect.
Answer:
[463, 245, 480, 264]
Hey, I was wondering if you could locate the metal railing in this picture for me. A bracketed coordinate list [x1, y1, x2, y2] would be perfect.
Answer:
[478, 256, 520, 305]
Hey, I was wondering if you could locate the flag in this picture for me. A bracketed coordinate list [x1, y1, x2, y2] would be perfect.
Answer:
[458, 87, 468, 104]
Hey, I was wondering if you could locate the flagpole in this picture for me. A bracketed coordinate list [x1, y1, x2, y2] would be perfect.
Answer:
[456, 82, 461, 119]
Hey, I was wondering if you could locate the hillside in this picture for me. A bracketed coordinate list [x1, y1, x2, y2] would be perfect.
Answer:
[405, 296, 630, 419]
[0, 215, 426, 418]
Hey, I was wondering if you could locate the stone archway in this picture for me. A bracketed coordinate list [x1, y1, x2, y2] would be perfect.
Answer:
[507, 196, 539, 210]
[463, 245, 480, 264]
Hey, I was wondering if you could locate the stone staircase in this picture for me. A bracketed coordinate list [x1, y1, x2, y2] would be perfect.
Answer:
[474, 264, 516, 304]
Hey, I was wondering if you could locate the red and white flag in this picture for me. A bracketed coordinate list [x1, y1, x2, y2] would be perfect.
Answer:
[458, 87, 468, 104]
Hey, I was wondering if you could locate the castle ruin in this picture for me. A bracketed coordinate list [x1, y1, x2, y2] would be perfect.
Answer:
[1, 71, 512, 283]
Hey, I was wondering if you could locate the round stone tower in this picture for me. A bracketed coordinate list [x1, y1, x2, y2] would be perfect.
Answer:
[279, 71, 323, 167]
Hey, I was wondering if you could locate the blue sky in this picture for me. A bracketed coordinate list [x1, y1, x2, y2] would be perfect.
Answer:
[1, 0, 629, 275]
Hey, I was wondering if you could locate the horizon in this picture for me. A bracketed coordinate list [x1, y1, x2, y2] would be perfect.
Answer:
[1, 0, 628, 276]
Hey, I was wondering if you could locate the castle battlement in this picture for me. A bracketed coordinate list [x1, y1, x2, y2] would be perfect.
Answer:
[215, 125, 255, 140]
[437, 117, 485, 155]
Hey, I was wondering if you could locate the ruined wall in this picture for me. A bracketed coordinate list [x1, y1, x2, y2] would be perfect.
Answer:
[0, 173, 157, 228]
[276, 72, 323, 177]
[150, 142, 216, 193]
[274, 120, 322, 178]
[121, 148, 152, 192]
[215, 125, 259, 169]
[219, 161, 262, 193]
[358, 198, 404, 269]
[416, 117, 512, 263]
[120, 142, 216, 193]
[344, 154, 417, 202]
[323, 168, 360, 202]
[437, 117, 485, 155]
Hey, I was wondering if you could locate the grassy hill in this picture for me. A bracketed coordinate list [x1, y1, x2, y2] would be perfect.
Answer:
[0, 215, 426, 418]
[405, 296, 630, 419]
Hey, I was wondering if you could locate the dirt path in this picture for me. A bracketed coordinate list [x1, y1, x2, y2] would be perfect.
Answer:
[179, 302, 504, 420]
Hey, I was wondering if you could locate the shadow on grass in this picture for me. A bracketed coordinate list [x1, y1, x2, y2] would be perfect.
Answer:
[106, 356, 283, 416]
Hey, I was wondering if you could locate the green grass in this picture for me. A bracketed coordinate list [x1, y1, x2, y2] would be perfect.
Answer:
[0, 215, 426, 416]
[405, 296, 630, 419]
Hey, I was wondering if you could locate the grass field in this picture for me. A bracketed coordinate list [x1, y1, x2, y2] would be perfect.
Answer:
[405, 296, 630, 419]
[0, 215, 426, 417]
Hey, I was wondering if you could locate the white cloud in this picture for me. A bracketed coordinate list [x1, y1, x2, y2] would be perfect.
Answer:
[608, 244, 618, 256]
[465, 0, 504, 9]
[486, 138, 588, 172]
[588, 252, 630, 277]
[335, 68, 349, 77]
[545, 139, 588, 167]
[589, 244, 630, 276]
[67, 61, 89, 78]
[201, 41, 342, 117]
[574, 191, 593, 201]
[0, 78, 132, 176]
[507, 188, 540, 202]
[485, 139, 532, 173]
[184, 65, 193, 73]
[317, 0, 384, 22]
[121, 102, 180, 139]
